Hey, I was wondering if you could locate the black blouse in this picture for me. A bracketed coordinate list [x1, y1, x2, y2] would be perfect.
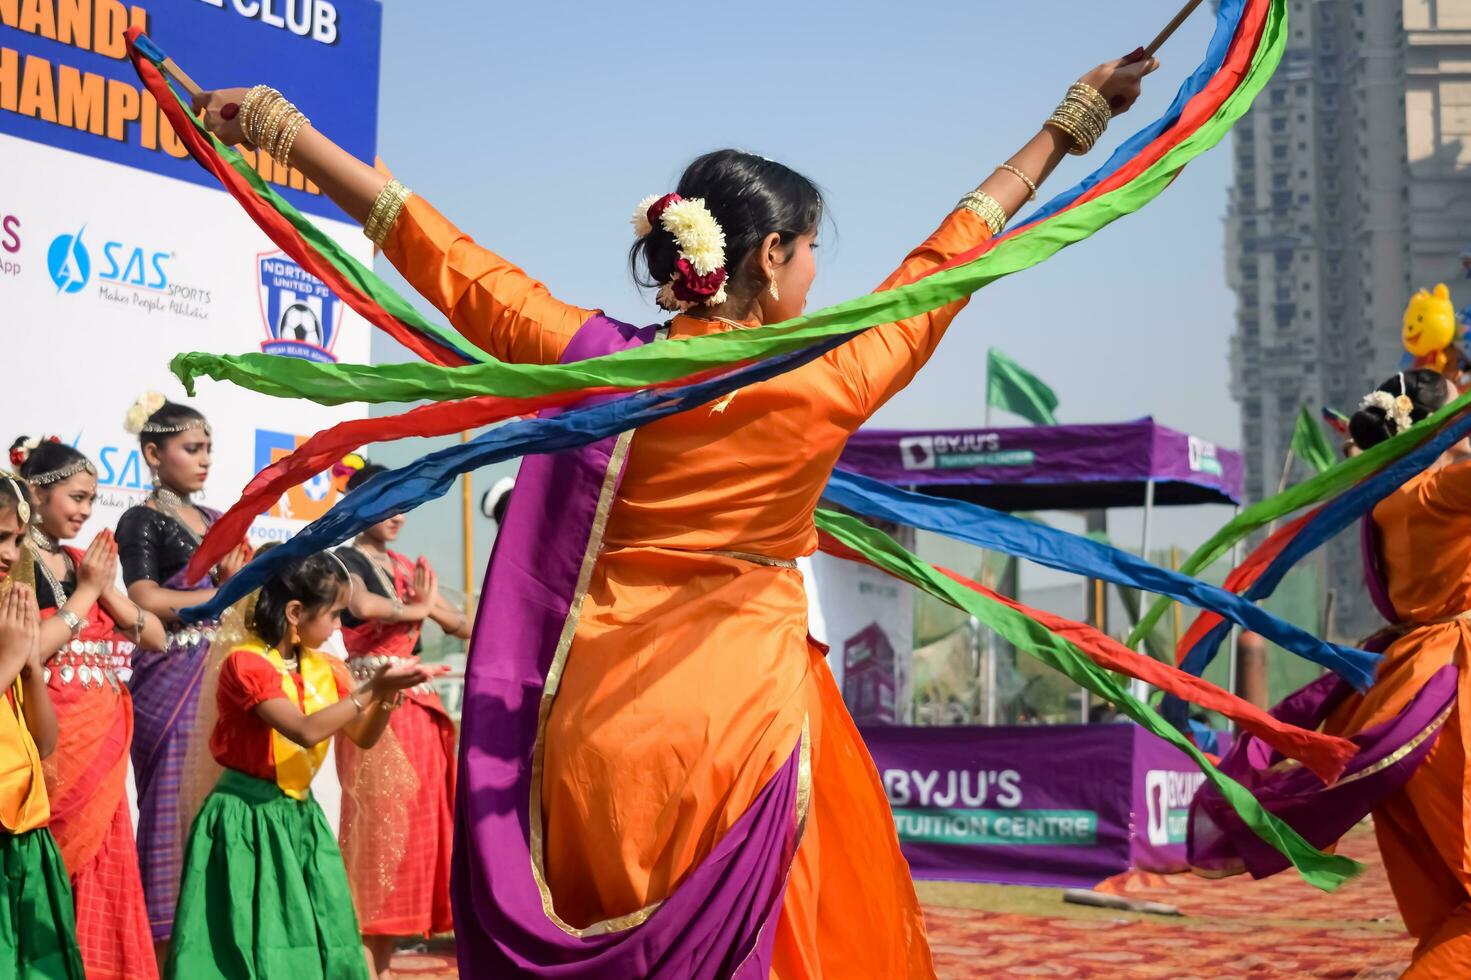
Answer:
[31, 558, 76, 612]
[116, 505, 204, 586]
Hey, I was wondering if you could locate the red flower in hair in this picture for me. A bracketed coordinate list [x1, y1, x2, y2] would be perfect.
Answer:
[646, 193, 683, 229]
[670, 259, 727, 303]
[7, 447, 23, 468]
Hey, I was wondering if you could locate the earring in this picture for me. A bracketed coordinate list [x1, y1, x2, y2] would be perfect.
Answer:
[768, 279, 780, 301]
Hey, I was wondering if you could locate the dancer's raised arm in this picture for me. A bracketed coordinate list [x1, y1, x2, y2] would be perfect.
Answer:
[192, 89, 591, 364]
[825, 57, 1157, 420]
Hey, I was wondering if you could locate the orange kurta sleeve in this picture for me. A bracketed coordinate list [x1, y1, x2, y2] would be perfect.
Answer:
[380, 195, 596, 365]
[822, 208, 991, 421]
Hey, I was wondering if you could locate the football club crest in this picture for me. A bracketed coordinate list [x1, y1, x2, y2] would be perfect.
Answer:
[257, 251, 342, 363]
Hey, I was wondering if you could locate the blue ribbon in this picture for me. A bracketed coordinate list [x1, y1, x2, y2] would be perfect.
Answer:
[821, 468, 1380, 690]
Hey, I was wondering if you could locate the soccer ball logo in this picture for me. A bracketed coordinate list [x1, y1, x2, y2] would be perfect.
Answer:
[278, 302, 323, 346]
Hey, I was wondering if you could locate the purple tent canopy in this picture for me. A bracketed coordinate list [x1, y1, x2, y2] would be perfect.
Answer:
[836, 418, 1243, 512]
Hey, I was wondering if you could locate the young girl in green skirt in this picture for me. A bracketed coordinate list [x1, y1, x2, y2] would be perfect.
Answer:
[0, 475, 83, 980]
[166, 551, 446, 980]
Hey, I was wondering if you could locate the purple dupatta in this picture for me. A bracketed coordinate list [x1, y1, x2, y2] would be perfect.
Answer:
[450, 315, 809, 978]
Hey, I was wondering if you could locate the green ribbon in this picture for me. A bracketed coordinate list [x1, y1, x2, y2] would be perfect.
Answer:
[815, 508, 1361, 891]
[174, 3, 1285, 407]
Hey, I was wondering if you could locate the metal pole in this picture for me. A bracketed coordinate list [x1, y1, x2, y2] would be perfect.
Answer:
[461, 431, 475, 617]
[1130, 480, 1156, 701]
[1226, 505, 1243, 726]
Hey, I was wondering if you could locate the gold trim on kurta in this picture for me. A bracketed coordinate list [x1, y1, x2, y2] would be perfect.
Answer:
[1333, 699, 1454, 788]
[1261, 699, 1453, 784]
[527, 428, 647, 938]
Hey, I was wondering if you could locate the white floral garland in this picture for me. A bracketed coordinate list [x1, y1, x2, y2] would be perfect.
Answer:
[1359, 389, 1415, 435]
[124, 390, 168, 435]
[632, 195, 729, 311]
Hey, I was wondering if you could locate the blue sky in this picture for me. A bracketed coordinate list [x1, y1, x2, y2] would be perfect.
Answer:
[368, 1, 1240, 586]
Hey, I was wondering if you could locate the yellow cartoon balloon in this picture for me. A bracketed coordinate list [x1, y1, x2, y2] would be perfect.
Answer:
[1403, 283, 1458, 370]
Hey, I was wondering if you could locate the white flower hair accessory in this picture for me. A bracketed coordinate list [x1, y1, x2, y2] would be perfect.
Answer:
[124, 391, 169, 435]
[1360, 375, 1416, 436]
[632, 193, 729, 312]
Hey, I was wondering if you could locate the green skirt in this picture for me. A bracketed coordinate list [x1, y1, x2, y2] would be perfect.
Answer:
[0, 826, 85, 980]
[166, 769, 369, 980]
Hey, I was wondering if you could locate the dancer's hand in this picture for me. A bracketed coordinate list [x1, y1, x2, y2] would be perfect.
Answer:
[369, 656, 450, 695]
[0, 584, 39, 669]
[216, 544, 251, 583]
[76, 531, 118, 597]
[408, 560, 438, 608]
[1079, 54, 1160, 116]
[192, 88, 253, 146]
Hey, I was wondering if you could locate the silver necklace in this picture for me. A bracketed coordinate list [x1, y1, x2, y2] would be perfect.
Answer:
[352, 542, 399, 598]
[29, 529, 71, 606]
[28, 525, 59, 554]
[149, 485, 201, 544]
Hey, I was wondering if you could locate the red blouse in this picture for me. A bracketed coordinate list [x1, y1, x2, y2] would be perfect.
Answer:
[211, 648, 350, 785]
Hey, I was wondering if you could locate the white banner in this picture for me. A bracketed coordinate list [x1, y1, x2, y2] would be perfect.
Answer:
[0, 133, 370, 542]
[802, 551, 914, 725]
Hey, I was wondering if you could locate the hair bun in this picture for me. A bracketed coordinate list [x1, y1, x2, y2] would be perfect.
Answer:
[124, 391, 168, 435]
[9, 437, 35, 469]
[1349, 405, 1396, 451]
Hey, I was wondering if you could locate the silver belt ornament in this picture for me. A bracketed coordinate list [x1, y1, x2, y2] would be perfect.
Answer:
[45, 642, 122, 693]
[167, 625, 220, 650]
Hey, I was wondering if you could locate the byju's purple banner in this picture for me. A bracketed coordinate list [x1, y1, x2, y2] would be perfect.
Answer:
[863, 724, 1225, 887]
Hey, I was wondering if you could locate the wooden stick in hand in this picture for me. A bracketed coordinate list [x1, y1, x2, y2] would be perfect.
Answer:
[1145, 0, 1207, 57]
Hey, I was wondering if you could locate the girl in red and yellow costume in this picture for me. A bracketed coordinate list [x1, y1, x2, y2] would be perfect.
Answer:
[0, 474, 84, 979]
[13, 440, 164, 980]
[193, 52, 1156, 976]
[333, 462, 468, 978]
[166, 551, 448, 980]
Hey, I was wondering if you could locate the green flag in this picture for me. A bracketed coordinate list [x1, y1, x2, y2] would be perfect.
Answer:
[1291, 405, 1337, 475]
[987, 348, 1059, 425]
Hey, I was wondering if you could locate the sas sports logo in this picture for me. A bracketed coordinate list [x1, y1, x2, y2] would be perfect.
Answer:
[258, 252, 342, 364]
[47, 226, 91, 294]
[254, 429, 340, 522]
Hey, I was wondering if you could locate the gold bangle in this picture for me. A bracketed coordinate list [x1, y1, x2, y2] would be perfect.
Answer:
[245, 91, 282, 146]
[956, 190, 1008, 237]
[1046, 113, 1098, 155]
[364, 179, 414, 246]
[265, 103, 300, 161]
[1044, 118, 1089, 155]
[995, 164, 1037, 201]
[1069, 82, 1113, 121]
[254, 98, 291, 152]
[274, 112, 309, 171]
[1065, 86, 1111, 130]
[349, 690, 369, 711]
[236, 85, 273, 145]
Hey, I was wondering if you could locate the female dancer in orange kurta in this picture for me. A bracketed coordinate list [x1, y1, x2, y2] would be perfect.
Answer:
[1328, 369, 1471, 979]
[192, 53, 1157, 976]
